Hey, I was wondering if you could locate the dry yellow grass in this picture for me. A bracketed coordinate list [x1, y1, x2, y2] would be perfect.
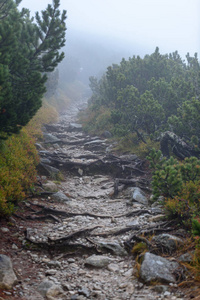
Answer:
[25, 100, 59, 139]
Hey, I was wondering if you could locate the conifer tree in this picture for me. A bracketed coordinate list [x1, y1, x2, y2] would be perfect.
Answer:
[0, 0, 67, 138]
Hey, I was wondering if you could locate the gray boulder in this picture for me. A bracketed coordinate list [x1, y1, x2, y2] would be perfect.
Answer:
[85, 255, 113, 268]
[140, 252, 180, 284]
[178, 252, 193, 263]
[107, 263, 120, 273]
[43, 133, 61, 144]
[42, 181, 58, 192]
[96, 241, 127, 256]
[0, 255, 18, 289]
[69, 123, 82, 131]
[37, 163, 60, 178]
[40, 158, 52, 164]
[129, 187, 148, 205]
[102, 131, 112, 138]
[37, 280, 63, 299]
[152, 234, 183, 253]
[46, 260, 62, 268]
[78, 287, 90, 298]
[52, 191, 70, 202]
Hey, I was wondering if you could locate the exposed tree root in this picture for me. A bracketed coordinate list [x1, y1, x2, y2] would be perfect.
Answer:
[24, 226, 103, 254]
[114, 209, 151, 218]
[91, 225, 140, 237]
[34, 206, 114, 219]
[39, 148, 147, 177]
[47, 225, 103, 244]
[26, 214, 61, 223]
[26, 204, 153, 220]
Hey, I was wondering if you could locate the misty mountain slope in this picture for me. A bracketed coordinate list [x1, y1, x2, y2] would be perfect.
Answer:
[58, 29, 148, 85]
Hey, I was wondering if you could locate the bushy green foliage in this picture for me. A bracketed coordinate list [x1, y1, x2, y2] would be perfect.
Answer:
[147, 149, 200, 231]
[85, 48, 200, 149]
[192, 218, 200, 238]
[0, 86, 74, 217]
[147, 149, 182, 199]
[147, 149, 200, 199]
[0, 0, 66, 138]
[168, 98, 200, 144]
[0, 129, 39, 216]
[113, 133, 159, 158]
[164, 181, 200, 221]
[79, 105, 112, 135]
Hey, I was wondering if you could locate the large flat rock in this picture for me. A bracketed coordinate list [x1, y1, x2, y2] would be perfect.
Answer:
[140, 252, 180, 284]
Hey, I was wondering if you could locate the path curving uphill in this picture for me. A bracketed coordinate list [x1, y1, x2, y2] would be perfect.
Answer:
[0, 98, 189, 299]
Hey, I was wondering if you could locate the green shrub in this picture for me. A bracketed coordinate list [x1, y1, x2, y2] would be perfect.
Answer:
[113, 132, 159, 158]
[0, 129, 39, 216]
[148, 149, 200, 230]
[147, 149, 200, 199]
[80, 106, 113, 135]
[95, 109, 112, 132]
[192, 218, 200, 238]
[164, 181, 200, 226]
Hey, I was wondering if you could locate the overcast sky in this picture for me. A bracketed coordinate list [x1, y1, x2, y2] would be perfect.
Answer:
[20, 0, 200, 58]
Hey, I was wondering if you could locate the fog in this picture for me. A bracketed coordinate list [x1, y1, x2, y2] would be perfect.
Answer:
[20, 0, 200, 84]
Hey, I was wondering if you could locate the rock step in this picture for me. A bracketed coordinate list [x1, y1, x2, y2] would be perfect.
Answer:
[1, 99, 188, 300]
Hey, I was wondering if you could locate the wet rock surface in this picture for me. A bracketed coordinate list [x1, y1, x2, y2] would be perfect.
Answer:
[0, 99, 191, 299]
[0, 255, 17, 290]
[140, 252, 180, 284]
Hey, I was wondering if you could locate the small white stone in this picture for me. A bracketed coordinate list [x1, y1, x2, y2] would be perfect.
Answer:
[68, 258, 75, 263]
[1, 228, 10, 233]
[118, 283, 128, 289]
[45, 269, 57, 276]
[164, 291, 171, 297]
[12, 244, 18, 250]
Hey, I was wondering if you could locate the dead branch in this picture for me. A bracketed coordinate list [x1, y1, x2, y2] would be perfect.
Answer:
[31, 204, 152, 220]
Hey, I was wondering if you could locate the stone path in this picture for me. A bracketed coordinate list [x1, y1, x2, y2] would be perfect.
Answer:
[1, 98, 189, 299]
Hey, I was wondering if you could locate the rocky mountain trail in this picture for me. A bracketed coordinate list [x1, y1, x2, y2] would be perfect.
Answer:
[0, 99, 196, 299]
